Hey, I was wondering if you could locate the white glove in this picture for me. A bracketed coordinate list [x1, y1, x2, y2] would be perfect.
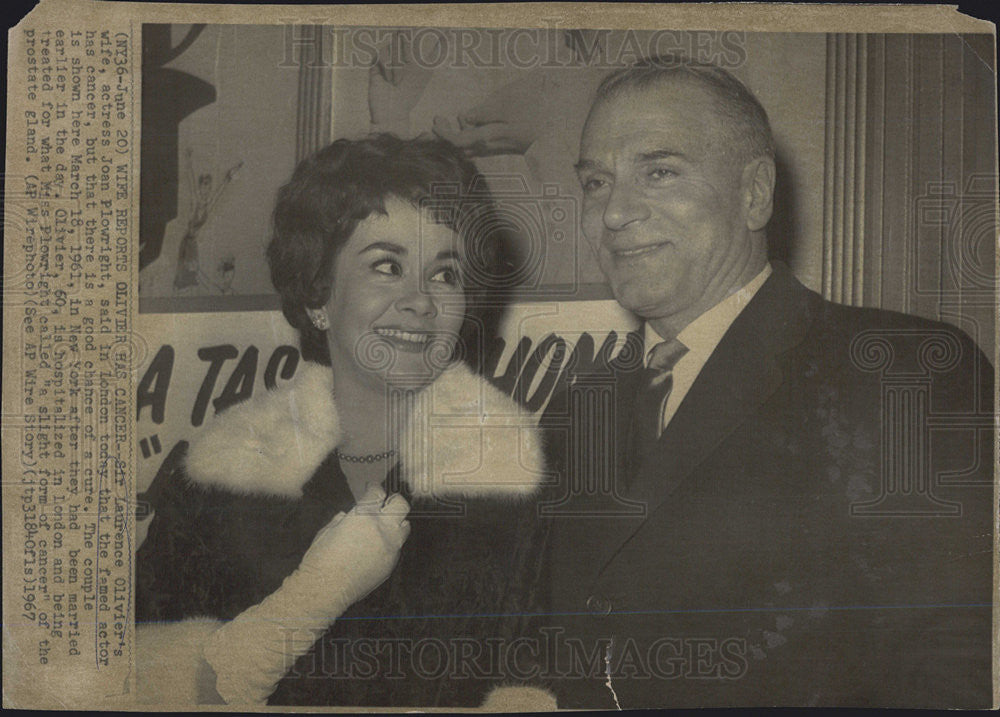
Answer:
[204, 485, 411, 703]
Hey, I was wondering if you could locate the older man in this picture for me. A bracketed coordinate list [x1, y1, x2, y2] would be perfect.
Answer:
[539, 57, 993, 709]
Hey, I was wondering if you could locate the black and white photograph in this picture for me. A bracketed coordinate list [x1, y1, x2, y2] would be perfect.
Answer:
[130, 20, 996, 709]
[3, 2, 996, 711]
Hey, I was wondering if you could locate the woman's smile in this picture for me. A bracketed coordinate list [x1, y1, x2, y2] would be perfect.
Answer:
[373, 327, 436, 352]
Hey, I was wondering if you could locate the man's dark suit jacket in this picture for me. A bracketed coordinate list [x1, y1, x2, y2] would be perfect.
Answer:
[538, 262, 993, 709]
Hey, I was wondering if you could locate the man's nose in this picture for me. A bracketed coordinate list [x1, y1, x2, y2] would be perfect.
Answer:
[603, 182, 649, 231]
[394, 284, 438, 318]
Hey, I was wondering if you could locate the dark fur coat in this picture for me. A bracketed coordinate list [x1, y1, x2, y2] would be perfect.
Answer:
[136, 361, 553, 707]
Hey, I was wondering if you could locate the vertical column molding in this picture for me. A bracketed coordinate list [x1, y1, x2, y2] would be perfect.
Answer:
[295, 25, 332, 163]
[823, 33, 869, 306]
[822, 33, 995, 357]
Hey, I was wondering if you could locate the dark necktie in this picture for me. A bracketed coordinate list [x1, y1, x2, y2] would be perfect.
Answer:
[629, 338, 689, 475]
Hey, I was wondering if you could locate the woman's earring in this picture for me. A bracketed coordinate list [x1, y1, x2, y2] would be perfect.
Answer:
[307, 309, 330, 331]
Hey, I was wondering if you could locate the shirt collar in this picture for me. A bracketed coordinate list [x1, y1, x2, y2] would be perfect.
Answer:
[645, 263, 773, 365]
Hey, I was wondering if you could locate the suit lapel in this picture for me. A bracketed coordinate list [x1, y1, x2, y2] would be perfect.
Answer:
[589, 264, 819, 578]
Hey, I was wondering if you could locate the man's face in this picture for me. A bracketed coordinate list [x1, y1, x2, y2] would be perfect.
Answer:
[576, 80, 762, 326]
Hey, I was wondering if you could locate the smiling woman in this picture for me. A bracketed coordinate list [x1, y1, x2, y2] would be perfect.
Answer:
[323, 199, 467, 392]
[134, 135, 553, 708]
[268, 134, 513, 374]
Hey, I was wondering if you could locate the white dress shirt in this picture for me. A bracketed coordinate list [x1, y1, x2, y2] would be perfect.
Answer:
[644, 263, 773, 434]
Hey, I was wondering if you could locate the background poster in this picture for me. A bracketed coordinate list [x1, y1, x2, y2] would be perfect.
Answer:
[137, 26, 830, 304]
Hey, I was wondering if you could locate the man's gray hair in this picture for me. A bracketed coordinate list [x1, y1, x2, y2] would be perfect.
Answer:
[595, 54, 776, 163]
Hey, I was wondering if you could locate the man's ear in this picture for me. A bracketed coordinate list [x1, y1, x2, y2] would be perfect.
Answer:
[741, 156, 776, 232]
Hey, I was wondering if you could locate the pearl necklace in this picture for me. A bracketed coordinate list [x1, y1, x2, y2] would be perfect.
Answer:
[335, 448, 397, 464]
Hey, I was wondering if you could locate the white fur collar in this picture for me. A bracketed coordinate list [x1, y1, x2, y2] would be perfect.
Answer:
[183, 361, 546, 500]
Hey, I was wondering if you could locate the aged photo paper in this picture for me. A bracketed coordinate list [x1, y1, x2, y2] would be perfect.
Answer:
[4, 0, 998, 711]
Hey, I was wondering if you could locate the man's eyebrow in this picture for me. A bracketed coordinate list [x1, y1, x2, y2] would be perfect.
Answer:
[573, 159, 603, 173]
[637, 149, 687, 162]
[574, 150, 687, 172]
[359, 241, 407, 255]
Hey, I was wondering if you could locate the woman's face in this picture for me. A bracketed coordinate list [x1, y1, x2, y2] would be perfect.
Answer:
[324, 196, 467, 390]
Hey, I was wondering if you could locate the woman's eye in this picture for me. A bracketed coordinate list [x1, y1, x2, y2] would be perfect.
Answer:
[580, 176, 607, 193]
[372, 259, 402, 277]
[429, 266, 462, 287]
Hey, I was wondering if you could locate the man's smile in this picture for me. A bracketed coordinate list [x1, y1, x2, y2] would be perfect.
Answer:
[609, 241, 671, 260]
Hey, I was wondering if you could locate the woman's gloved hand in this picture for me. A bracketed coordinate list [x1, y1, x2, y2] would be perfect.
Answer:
[204, 485, 411, 704]
[294, 485, 411, 616]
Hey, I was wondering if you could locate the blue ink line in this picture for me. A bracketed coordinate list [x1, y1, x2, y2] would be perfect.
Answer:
[137, 601, 991, 627]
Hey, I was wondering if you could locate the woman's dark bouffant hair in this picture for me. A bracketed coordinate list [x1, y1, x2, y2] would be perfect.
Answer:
[266, 133, 519, 372]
